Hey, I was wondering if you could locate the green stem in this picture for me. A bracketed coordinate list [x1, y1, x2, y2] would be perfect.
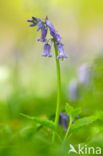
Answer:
[52, 39, 61, 143]
[63, 116, 72, 142]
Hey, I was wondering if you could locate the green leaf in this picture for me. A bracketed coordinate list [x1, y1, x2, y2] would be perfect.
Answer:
[71, 107, 81, 118]
[65, 103, 73, 115]
[20, 113, 56, 131]
[65, 103, 81, 118]
[71, 116, 97, 133]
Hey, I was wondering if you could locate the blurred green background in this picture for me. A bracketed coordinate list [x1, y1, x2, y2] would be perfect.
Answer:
[0, 0, 103, 156]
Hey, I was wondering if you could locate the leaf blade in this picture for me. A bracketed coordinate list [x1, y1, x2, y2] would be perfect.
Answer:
[71, 115, 97, 132]
[20, 113, 56, 131]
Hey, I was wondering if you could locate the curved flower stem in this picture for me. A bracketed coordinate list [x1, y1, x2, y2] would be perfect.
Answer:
[63, 116, 72, 142]
[52, 39, 61, 143]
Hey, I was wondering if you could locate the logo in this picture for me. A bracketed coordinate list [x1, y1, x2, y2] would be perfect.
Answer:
[68, 144, 102, 155]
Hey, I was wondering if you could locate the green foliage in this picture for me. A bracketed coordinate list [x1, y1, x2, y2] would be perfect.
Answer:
[65, 103, 81, 118]
[65, 103, 73, 116]
[0, 54, 103, 156]
[65, 103, 98, 140]
[20, 113, 56, 131]
[71, 116, 97, 133]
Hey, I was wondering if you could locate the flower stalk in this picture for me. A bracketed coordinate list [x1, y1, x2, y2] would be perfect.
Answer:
[63, 116, 72, 142]
[27, 16, 67, 143]
[52, 39, 61, 142]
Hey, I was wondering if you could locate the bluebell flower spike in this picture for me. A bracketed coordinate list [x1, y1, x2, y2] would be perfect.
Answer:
[27, 16, 67, 59]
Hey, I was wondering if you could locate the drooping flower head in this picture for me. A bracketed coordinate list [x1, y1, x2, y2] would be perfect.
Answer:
[42, 43, 52, 57]
[58, 112, 80, 131]
[27, 16, 67, 60]
[59, 112, 70, 131]
[57, 43, 67, 60]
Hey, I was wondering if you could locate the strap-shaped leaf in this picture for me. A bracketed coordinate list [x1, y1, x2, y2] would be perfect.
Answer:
[71, 115, 97, 132]
[20, 113, 56, 131]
